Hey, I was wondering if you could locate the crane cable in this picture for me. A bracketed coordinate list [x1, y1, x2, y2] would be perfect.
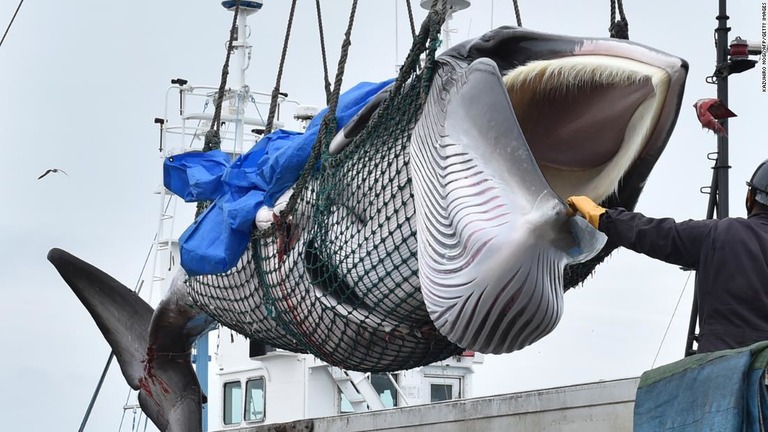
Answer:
[651, 271, 694, 368]
[512, 0, 522, 27]
[210, 0, 241, 138]
[263, 0, 299, 135]
[197, 0, 242, 218]
[0, 0, 24, 49]
[609, 0, 629, 39]
[405, 0, 417, 38]
[314, 0, 332, 105]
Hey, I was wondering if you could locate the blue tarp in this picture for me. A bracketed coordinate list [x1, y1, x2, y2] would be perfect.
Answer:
[163, 150, 231, 202]
[634, 341, 768, 431]
[164, 78, 394, 276]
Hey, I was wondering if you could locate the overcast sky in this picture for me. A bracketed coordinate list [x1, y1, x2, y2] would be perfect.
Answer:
[1, 1, 766, 430]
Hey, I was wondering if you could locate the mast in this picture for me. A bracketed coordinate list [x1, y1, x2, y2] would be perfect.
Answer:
[685, 0, 758, 357]
[228, 1, 261, 155]
[714, 0, 730, 220]
[191, 4, 264, 431]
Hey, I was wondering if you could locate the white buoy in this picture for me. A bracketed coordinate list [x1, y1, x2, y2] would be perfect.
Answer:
[273, 188, 293, 214]
[255, 206, 274, 230]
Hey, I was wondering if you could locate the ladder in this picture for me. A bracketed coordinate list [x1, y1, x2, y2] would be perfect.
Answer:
[146, 185, 178, 306]
[329, 367, 386, 412]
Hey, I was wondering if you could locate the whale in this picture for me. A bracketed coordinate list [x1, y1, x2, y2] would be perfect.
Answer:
[49, 26, 688, 432]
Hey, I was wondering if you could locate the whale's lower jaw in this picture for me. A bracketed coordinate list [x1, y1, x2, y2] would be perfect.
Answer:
[420, 242, 566, 354]
[408, 58, 584, 353]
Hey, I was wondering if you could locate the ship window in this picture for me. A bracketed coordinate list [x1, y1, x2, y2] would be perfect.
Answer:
[223, 381, 243, 425]
[430, 384, 453, 402]
[244, 377, 266, 422]
[427, 376, 462, 402]
[371, 373, 398, 408]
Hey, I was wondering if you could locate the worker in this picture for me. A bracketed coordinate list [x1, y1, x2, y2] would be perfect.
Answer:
[567, 160, 768, 354]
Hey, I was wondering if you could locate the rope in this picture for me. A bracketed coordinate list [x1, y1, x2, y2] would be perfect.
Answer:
[512, 0, 523, 27]
[419, 0, 448, 100]
[327, 0, 359, 117]
[264, 0, 299, 135]
[259, 0, 446, 231]
[405, 0, 416, 39]
[651, 271, 693, 368]
[317, 1, 446, 175]
[315, 0, 332, 105]
[280, 0, 359, 220]
[391, 1, 448, 101]
[209, 0, 242, 141]
[0, 0, 24, 49]
[609, 0, 629, 40]
[198, 0, 241, 217]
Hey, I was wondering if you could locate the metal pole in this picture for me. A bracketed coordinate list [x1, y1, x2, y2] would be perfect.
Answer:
[715, 0, 731, 219]
[235, 8, 249, 156]
[685, 0, 731, 357]
[78, 353, 114, 432]
[195, 337, 209, 432]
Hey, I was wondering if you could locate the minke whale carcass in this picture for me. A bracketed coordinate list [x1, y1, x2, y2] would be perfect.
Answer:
[48, 26, 687, 432]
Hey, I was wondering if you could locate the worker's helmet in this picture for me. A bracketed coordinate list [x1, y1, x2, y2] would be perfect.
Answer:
[746, 159, 768, 205]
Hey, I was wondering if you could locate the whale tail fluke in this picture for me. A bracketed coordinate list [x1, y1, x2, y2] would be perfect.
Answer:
[48, 248, 205, 432]
[47, 248, 151, 389]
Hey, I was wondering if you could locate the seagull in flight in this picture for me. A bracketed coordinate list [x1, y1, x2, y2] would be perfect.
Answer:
[38, 168, 68, 180]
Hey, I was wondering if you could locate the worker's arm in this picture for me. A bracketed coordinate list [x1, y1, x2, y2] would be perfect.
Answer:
[598, 208, 715, 269]
[567, 196, 714, 269]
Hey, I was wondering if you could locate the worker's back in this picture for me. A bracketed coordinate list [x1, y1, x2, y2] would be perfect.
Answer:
[696, 212, 768, 353]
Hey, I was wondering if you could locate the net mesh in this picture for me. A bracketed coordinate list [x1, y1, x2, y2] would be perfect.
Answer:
[186, 9, 463, 372]
[182, 5, 621, 371]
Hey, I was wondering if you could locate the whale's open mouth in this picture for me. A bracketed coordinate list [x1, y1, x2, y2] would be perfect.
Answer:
[502, 55, 671, 203]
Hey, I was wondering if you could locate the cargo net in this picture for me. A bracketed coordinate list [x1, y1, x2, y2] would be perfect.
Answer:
[187, 11, 462, 373]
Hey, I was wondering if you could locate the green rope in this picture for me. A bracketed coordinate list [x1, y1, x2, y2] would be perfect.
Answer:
[420, 1, 448, 101]
[391, 3, 447, 101]
[263, 0, 299, 135]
